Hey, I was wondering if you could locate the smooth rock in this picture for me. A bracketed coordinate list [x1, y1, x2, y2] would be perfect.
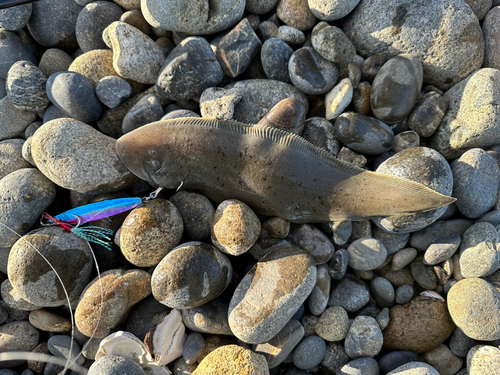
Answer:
[224, 79, 308, 123]
[344, 316, 383, 359]
[347, 238, 387, 271]
[320, 342, 350, 374]
[328, 273, 370, 312]
[422, 344, 463, 375]
[352, 81, 372, 115]
[103, 21, 164, 85]
[288, 224, 335, 265]
[122, 93, 164, 134]
[308, 264, 330, 315]
[409, 219, 472, 251]
[38, 49, 73, 78]
[338, 357, 379, 375]
[0, 3, 31, 31]
[302, 117, 340, 157]
[156, 37, 223, 100]
[88, 355, 145, 375]
[46, 71, 103, 123]
[467, 345, 500, 375]
[26, 0, 82, 49]
[325, 78, 353, 120]
[258, 20, 279, 42]
[448, 278, 500, 340]
[192, 345, 269, 375]
[373, 147, 454, 233]
[1, 280, 40, 312]
[465, 0, 492, 20]
[372, 226, 409, 256]
[246, 0, 279, 14]
[28, 309, 72, 332]
[370, 54, 423, 124]
[256, 98, 305, 135]
[31, 118, 136, 194]
[378, 350, 419, 374]
[47, 335, 84, 365]
[371, 277, 395, 308]
[333, 112, 394, 155]
[183, 332, 206, 365]
[95, 75, 132, 108]
[308, 0, 361, 21]
[0, 139, 31, 180]
[261, 38, 294, 83]
[120, 199, 183, 267]
[75, 1, 123, 53]
[315, 306, 349, 342]
[293, 335, 326, 370]
[6, 60, 49, 113]
[429, 69, 500, 159]
[392, 131, 420, 152]
[407, 92, 449, 138]
[483, 7, 500, 70]
[142, 0, 245, 35]
[228, 246, 316, 344]
[216, 18, 262, 78]
[392, 248, 418, 271]
[277, 26, 305, 46]
[451, 148, 500, 219]
[0, 96, 37, 141]
[75, 269, 151, 338]
[151, 241, 232, 309]
[120, 9, 151, 35]
[169, 191, 215, 240]
[0, 30, 37, 80]
[0, 321, 39, 353]
[383, 296, 456, 353]
[424, 234, 460, 265]
[288, 47, 339, 95]
[343, 0, 484, 90]
[311, 22, 356, 65]
[125, 295, 170, 341]
[387, 362, 439, 375]
[328, 249, 349, 280]
[276, 0, 316, 31]
[181, 297, 232, 335]
[410, 256, 437, 290]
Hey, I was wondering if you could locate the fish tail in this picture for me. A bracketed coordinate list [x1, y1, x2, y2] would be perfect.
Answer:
[71, 226, 115, 251]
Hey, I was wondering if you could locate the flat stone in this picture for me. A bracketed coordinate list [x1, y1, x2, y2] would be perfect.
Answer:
[424, 234, 460, 265]
[29, 309, 72, 332]
[344, 316, 383, 359]
[293, 335, 326, 370]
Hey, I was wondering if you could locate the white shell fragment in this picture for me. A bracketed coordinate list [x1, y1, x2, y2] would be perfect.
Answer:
[151, 308, 185, 366]
[420, 290, 446, 302]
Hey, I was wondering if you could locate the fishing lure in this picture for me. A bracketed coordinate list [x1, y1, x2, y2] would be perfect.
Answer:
[41, 188, 163, 250]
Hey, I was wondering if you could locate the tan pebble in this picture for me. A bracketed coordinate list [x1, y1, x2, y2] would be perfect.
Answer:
[29, 308, 72, 332]
[277, 0, 316, 31]
[211, 199, 261, 256]
[193, 345, 269, 375]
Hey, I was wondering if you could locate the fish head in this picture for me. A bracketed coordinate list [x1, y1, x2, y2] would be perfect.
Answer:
[116, 122, 187, 189]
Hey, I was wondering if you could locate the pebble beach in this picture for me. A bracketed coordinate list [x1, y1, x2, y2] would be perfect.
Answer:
[1, 0, 500, 374]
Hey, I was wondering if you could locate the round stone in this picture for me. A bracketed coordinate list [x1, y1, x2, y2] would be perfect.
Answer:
[228, 246, 316, 344]
[467, 345, 500, 375]
[407, 92, 449, 138]
[122, 93, 164, 134]
[370, 54, 423, 124]
[277, 26, 305, 46]
[151, 241, 232, 309]
[347, 238, 388, 271]
[211, 199, 261, 256]
[293, 335, 327, 370]
[0, 321, 39, 353]
[169, 191, 215, 240]
[47, 335, 84, 365]
[392, 131, 420, 152]
[7, 226, 93, 307]
[410, 256, 438, 290]
[288, 47, 339, 95]
[344, 316, 383, 359]
[261, 38, 294, 83]
[277, 0, 316, 31]
[370, 277, 395, 308]
[451, 148, 500, 219]
[183, 332, 206, 365]
[422, 344, 463, 375]
[343, 0, 483, 90]
[181, 297, 233, 335]
[460, 222, 500, 278]
[95, 75, 132, 108]
[378, 350, 420, 374]
[373, 147, 454, 233]
[328, 273, 370, 312]
[31, 118, 137, 194]
[333, 112, 394, 155]
[246, 0, 278, 14]
[0, 3, 31, 31]
[387, 362, 439, 375]
[29, 309, 72, 332]
[0, 30, 37, 80]
[392, 248, 418, 271]
[6, 60, 49, 113]
[192, 345, 268, 375]
[288, 224, 335, 264]
[311, 22, 356, 65]
[46, 71, 103, 123]
[75, 269, 151, 338]
[88, 355, 145, 375]
[315, 306, 350, 342]
[119, 199, 183, 267]
[308, 0, 361, 21]
[39, 48, 73, 78]
[0, 96, 37, 141]
[338, 357, 379, 375]
[448, 278, 500, 341]
[484, 7, 500, 70]
[383, 296, 455, 353]
[423, 234, 460, 265]
[0, 139, 31, 180]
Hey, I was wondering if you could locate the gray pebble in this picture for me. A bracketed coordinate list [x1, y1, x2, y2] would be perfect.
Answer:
[277, 26, 305, 46]
[161, 109, 199, 120]
[261, 38, 294, 83]
[246, 0, 278, 14]
[8, 226, 93, 307]
[339, 357, 379, 375]
[38, 49, 73, 77]
[302, 117, 340, 156]
[311, 22, 356, 65]
[1, 280, 41, 312]
[331, 220, 352, 246]
[328, 273, 370, 312]
[254, 319, 304, 368]
[378, 351, 419, 374]
[183, 332, 206, 365]
[152, 241, 232, 309]
[122, 93, 164, 134]
[373, 147, 454, 233]
[120, 9, 151, 36]
[42, 104, 70, 123]
[308, 264, 331, 316]
[315, 306, 349, 342]
[288, 224, 335, 264]
[156, 37, 223, 100]
[392, 248, 418, 271]
[321, 342, 350, 373]
[173, 357, 197, 375]
[257, 20, 278, 42]
[392, 131, 420, 152]
[423, 234, 460, 265]
[288, 47, 339, 95]
[88, 355, 145, 375]
[407, 91, 449, 138]
[96, 76, 132, 108]
[328, 249, 349, 280]
[452, 148, 500, 219]
[181, 297, 232, 335]
[449, 327, 479, 357]
[460, 222, 500, 278]
[308, 0, 361, 21]
[27, 0, 82, 49]
[293, 335, 327, 370]
[372, 226, 409, 256]
[408, 219, 472, 251]
[0, 320, 39, 353]
[170, 191, 215, 240]
[0, 168, 56, 273]
[344, 316, 383, 359]
[47, 335, 84, 365]
[476, 210, 500, 227]
[0, 96, 37, 141]
[199, 86, 242, 120]
[0, 3, 31, 31]
[333, 112, 394, 155]
[216, 18, 262, 78]
[229, 246, 316, 343]
[0, 30, 37, 80]
[370, 277, 395, 308]
[347, 238, 387, 271]
[376, 307, 390, 330]
[410, 256, 438, 290]
[46, 71, 103, 123]
[75, 1, 123, 52]
[6, 60, 49, 113]
[370, 54, 423, 124]
[0, 139, 31, 180]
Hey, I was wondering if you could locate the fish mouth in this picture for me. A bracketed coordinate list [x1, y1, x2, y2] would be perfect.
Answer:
[116, 136, 148, 182]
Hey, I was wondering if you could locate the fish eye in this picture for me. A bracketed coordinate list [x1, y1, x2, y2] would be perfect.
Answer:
[149, 149, 158, 157]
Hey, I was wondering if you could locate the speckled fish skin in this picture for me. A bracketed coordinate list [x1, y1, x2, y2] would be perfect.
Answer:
[116, 118, 455, 223]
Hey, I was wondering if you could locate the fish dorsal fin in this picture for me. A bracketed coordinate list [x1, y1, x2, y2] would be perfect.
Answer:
[160, 117, 365, 176]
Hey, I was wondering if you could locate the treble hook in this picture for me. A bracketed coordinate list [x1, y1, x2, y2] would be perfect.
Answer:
[142, 187, 163, 202]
